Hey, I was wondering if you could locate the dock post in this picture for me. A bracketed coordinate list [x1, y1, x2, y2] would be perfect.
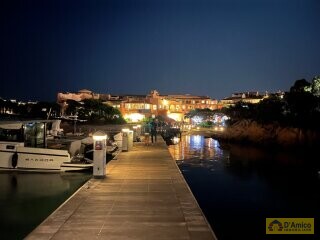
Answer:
[121, 128, 133, 151]
[93, 131, 107, 178]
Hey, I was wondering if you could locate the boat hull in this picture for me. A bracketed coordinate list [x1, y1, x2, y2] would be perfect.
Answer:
[0, 143, 92, 172]
[61, 163, 93, 172]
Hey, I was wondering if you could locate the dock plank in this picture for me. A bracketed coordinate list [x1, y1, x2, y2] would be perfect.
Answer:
[26, 138, 217, 240]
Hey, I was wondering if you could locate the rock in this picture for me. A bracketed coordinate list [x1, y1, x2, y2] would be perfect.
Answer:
[216, 120, 320, 148]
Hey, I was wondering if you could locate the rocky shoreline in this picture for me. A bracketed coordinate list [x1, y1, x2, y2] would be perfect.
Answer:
[211, 120, 320, 149]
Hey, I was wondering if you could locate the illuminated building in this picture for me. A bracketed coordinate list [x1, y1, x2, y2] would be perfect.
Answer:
[57, 89, 219, 122]
[220, 91, 268, 108]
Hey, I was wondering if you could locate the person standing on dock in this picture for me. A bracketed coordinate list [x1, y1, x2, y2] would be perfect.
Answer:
[143, 122, 151, 146]
[150, 118, 157, 143]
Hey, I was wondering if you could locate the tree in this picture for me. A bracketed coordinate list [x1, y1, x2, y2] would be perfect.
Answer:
[65, 100, 82, 116]
[289, 79, 311, 93]
[255, 96, 286, 124]
[185, 108, 214, 121]
[77, 99, 126, 124]
[284, 79, 318, 128]
[311, 76, 320, 97]
[222, 101, 255, 121]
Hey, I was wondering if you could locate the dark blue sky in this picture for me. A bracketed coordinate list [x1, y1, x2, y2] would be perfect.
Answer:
[1, 0, 319, 101]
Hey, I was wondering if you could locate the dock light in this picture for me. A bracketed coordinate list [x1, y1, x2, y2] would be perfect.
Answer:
[93, 131, 107, 178]
[92, 133, 107, 141]
[121, 128, 133, 151]
[135, 125, 142, 140]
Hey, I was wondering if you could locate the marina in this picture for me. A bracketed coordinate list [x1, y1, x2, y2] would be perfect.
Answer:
[26, 137, 216, 240]
[1, 0, 319, 239]
[1, 129, 319, 239]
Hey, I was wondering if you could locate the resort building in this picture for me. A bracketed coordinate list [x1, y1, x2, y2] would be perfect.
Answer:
[57, 89, 219, 122]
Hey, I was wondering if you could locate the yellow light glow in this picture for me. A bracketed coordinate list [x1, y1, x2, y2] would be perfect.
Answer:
[172, 137, 180, 144]
[124, 113, 145, 122]
[93, 135, 107, 141]
[163, 99, 168, 105]
[93, 134, 107, 141]
[167, 112, 183, 122]
[93, 131, 107, 140]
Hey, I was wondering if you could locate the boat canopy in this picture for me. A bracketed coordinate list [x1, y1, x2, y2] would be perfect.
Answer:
[0, 120, 57, 130]
[0, 123, 23, 130]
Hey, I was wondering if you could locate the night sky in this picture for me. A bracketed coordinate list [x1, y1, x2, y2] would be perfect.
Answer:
[1, 0, 319, 101]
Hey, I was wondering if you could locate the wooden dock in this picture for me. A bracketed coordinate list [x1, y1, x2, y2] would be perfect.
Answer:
[26, 138, 217, 240]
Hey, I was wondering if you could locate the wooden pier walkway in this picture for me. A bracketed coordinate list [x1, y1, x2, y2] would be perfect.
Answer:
[26, 138, 217, 240]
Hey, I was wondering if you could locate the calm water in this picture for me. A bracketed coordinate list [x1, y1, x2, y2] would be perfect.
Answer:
[169, 135, 320, 240]
[0, 171, 92, 239]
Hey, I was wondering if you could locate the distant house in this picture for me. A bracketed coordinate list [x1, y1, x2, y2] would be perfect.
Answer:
[220, 91, 268, 107]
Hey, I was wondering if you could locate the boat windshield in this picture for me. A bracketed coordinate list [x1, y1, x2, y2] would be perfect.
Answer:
[0, 127, 24, 142]
[24, 122, 46, 148]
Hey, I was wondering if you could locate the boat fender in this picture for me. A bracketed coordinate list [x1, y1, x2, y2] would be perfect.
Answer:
[11, 152, 18, 168]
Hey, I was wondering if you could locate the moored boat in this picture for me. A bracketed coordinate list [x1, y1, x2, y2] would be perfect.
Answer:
[0, 120, 93, 172]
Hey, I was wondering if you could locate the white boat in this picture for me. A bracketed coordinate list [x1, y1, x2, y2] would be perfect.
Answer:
[0, 120, 93, 172]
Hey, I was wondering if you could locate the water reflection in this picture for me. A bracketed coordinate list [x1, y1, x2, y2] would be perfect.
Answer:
[169, 135, 226, 162]
[169, 135, 320, 240]
[0, 172, 91, 239]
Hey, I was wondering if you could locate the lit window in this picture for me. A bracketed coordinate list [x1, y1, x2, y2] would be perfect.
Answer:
[145, 104, 151, 109]
[125, 103, 131, 109]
